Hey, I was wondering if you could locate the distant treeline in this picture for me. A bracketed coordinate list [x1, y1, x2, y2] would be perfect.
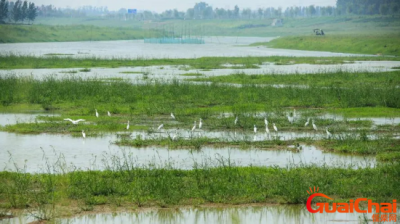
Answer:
[2, 1, 400, 23]
[0, 0, 37, 23]
[336, 0, 399, 15]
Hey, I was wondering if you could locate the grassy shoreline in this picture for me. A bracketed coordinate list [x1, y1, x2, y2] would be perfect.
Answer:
[252, 34, 400, 56]
[0, 163, 399, 222]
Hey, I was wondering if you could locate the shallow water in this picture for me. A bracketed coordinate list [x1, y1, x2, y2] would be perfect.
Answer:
[0, 205, 379, 224]
[0, 113, 59, 126]
[0, 130, 375, 173]
[0, 37, 364, 59]
[1, 61, 399, 84]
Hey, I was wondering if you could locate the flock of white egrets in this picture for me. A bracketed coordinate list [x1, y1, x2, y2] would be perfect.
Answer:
[64, 109, 332, 139]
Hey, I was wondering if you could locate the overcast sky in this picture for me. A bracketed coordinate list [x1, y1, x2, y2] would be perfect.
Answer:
[33, 0, 336, 12]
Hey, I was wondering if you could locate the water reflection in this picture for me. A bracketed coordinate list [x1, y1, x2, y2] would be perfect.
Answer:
[59, 206, 365, 224]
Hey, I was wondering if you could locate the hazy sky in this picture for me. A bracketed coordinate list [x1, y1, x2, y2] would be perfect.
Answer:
[34, 0, 336, 12]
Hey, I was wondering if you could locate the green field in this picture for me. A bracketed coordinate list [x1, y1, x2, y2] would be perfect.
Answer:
[252, 34, 400, 56]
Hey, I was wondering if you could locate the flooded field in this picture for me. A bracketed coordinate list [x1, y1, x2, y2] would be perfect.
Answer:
[0, 38, 399, 224]
[0, 37, 364, 59]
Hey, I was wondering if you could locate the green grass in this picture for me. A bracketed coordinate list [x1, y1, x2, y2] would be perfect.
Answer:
[253, 33, 400, 56]
[189, 70, 400, 87]
[1, 75, 398, 115]
[0, 24, 156, 43]
[180, 73, 204, 77]
[0, 55, 399, 70]
[0, 162, 398, 219]
[327, 107, 400, 118]
[119, 71, 143, 74]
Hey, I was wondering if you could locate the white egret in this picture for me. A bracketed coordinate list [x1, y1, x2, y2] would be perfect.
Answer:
[287, 114, 294, 124]
[273, 123, 278, 132]
[234, 116, 238, 125]
[95, 109, 99, 118]
[171, 113, 175, 119]
[199, 118, 203, 129]
[171, 129, 178, 141]
[254, 125, 257, 133]
[157, 124, 164, 130]
[312, 120, 318, 131]
[192, 121, 197, 132]
[107, 111, 111, 117]
[326, 127, 332, 137]
[304, 118, 310, 127]
[126, 121, 130, 130]
[265, 125, 270, 134]
[264, 117, 268, 126]
[82, 130, 86, 138]
[64, 118, 85, 124]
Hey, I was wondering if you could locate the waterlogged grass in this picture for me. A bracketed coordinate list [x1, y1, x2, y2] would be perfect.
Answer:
[318, 135, 400, 161]
[1, 76, 398, 111]
[180, 73, 204, 77]
[252, 34, 400, 56]
[0, 162, 398, 221]
[327, 107, 400, 118]
[189, 70, 400, 87]
[116, 135, 290, 150]
[1, 55, 400, 70]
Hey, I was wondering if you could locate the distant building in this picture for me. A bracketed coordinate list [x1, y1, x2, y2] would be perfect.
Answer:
[271, 19, 283, 27]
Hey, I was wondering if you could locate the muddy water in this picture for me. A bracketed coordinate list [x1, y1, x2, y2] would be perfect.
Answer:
[0, 205, 377, 224]
[0, 37, 364, 59]
[0, 130, 374, 173]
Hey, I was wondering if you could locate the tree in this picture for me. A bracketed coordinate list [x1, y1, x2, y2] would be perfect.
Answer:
[0, 0, 8, 22]
[27, 2, 37, 23]
[233, 5, 239, 18]
[21, 0, 28, 21]
[12, 0, 22, 23]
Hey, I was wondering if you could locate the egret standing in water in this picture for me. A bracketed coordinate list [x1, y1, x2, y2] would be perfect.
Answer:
[254, 125, 257, 133]
[234, 116, 238, 125]
[64, 118, 85, 124]
[157, 124, 164, 130]
[304, 118, 310, 127]
[326, 127, 332, 138]
[264, 117, 268, 126]
[265, 125, 270, 134]
[82, 130, 86, 138]
[287, 114, 294, 124]
[199, 118, 203, 129]
[273, 123, 278, 132]
[126, 121, 130, 130]
[95, 109, 99, 118]
[312, 120, 318, 131]
[107, 111, 111, 117]
[171, 113, 175, 119]
[192, 121, 197, 132]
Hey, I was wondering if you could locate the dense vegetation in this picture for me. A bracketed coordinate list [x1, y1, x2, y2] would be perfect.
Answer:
[0, 162, 399, 219]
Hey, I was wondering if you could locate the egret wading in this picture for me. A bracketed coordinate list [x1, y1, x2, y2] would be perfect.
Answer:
[266, 125, 270, 134]
[326, 127, 332, 137]
[273, 123, 278, 132]
[107, 111, 111, 117]
[126, 121, 130, 130]
[199, 118, 203, 129]
[192, 121, 197, 132]
[254, 125, 257, 133]
[264, 117, 268, 126]
[64, 118, 85, 124]
[312, 120, 318, 131]
[95, 109, 99, 118]
[305, 118, 310, 127]
[157, 124, 164, 130]
[234, 116, 238, 125]
[82, 130, 86, 138]
[171, 113, 175, 119]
